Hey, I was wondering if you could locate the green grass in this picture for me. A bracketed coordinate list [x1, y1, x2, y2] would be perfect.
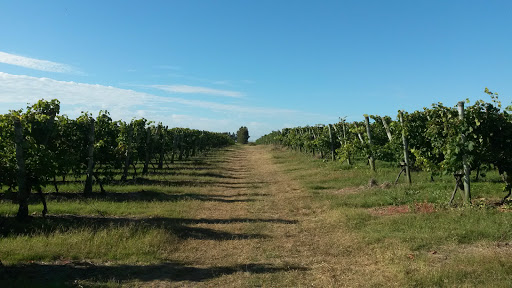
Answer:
[3, 145, 512, 286]
[405, 252, 512, 287]
[0, 199, 192, 217]
[271, 147, 508, 206]
[0, 148, 233, 270]
[269, 146, 512, 287]
[0, 225, 177, 264]
[345, 208, 512, 250]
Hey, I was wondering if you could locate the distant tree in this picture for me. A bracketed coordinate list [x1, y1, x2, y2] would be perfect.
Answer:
[237, 126, 250, 144]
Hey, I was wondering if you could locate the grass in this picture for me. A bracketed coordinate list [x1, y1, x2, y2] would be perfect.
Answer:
[269, 146, 512, 287]
[0, 225, 177, 264]
[3, 145, 305, 287]
[0, 199, 192, 218]
[346, 208, 512, 249]
[2, 144, 512, 287]
[0, 149, 229, 264]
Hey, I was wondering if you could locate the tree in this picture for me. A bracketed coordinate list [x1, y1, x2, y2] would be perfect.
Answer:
[236, 126, 250, 144]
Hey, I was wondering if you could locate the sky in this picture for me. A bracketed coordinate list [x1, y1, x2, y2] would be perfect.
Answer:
[1, 0, 511, 140]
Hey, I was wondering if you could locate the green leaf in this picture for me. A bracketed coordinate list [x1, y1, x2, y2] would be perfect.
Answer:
[468, 141, 474, 151]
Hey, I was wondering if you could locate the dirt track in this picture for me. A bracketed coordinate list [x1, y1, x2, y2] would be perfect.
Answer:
[166, 145, 394, 287]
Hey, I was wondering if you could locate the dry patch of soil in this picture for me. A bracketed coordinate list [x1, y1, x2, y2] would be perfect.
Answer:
[370, 205, 411, 216]
[369, 202, 436, 216]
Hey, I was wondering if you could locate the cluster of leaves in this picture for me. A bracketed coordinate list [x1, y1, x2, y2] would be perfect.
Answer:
[0, 114, 16, 191]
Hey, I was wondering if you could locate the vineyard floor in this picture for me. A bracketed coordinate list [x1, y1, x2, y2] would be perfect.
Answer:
[2, 145, 512, 287]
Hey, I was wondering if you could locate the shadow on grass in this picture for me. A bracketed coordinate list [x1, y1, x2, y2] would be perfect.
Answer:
[155, 166, 216, 171]
[60, 190, 260, 203]
[210, 192, 269, 198]
[126, 178, 266, 187]
[47, 176, 262, 189]
[0, 215, 297, 239]
[2, 190, 265, 204]
[147, 171, 242, 179]
[0, 215, 279, 240]
[51, 178, 230, 187]
[0, 262, 309, 286]
[177, 217, 298, 225]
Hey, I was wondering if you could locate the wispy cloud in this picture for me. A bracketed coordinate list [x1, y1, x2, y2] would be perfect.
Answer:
[0, 51, 77, 73]
[151, 84, 244, 98]
[0, 72, 159, 111]
[0, 72, 330, 139]
[159, 96, 298, 115]
[158, 73, 238, 87]
[0, 72, 293, 116]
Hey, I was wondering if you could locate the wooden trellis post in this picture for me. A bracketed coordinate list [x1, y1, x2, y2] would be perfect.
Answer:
[364, 115, 376, 172]
[399, 111, 411, 184]
[328, 124, 335, 161]
[381, 117, 393, 142]
[458, 101, 471, 205]
[354, 123, 365, 144]
[121, 124, 133, 181]
[342, 121, 351, 165]
[309, 128, 316, 156]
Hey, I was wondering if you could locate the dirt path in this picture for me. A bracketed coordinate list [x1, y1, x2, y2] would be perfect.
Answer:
[166, 145, 395, 287]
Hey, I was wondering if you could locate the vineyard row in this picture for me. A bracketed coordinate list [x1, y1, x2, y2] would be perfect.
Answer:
[256, 89, 512, 205]
[0, 99, 235, 219]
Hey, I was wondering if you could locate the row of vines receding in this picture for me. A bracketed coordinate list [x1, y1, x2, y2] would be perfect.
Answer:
[0, 99, 235, 220]
[256, 89, 512, 206]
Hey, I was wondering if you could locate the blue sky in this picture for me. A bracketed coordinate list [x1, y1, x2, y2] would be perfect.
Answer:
[1, 1, 511, 139]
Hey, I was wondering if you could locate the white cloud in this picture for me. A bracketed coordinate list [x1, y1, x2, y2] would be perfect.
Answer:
[168, 114, 234, 131]
[0, 51, 77, 73]
[0, 72, 332, 139]
[0, 72, 154, 108]
[160, 96, 297, 116]
[151, 84, 244, 98]
[0, 72, 298, 117]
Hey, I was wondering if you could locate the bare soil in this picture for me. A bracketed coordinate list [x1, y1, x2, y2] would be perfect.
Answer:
[369, 202, 436, 216]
